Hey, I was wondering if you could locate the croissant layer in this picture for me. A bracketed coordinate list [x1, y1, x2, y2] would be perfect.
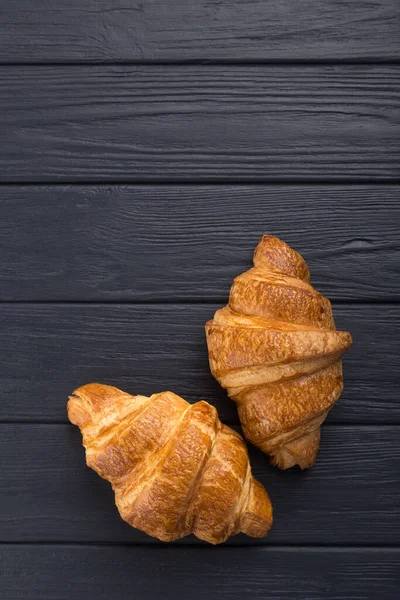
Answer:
[68, 383, 273, 544]
[206, 235, 352, 469]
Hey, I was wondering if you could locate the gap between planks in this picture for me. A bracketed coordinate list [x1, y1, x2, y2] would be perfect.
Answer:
[0, 541, 399, 550]
[1, 179, 400, 186]
[1, 59, 400, 67]
[1, 180, 400, 186]
[0, 299, 398, 305]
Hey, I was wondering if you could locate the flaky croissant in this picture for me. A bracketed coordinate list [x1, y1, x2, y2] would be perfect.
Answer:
[67, 384, 273, 544]
[206, 235, 352, 470]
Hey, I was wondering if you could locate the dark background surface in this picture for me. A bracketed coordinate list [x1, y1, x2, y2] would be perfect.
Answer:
[0, 2, 399, 599]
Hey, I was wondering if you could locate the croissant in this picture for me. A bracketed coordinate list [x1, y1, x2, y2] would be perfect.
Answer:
[67, 384, 273, 544]
[206, 235, 352, 470]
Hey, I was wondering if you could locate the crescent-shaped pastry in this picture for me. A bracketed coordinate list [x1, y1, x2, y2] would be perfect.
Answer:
[206, 235, 352, 469]
[68, 384, 273, 544]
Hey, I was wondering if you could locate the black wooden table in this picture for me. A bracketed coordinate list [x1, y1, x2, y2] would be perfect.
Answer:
[0, 2, 399, 599]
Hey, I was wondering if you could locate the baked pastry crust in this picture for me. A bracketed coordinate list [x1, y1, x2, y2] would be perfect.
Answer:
[206, 235, 352, 469]
[68, 384, 273, 544]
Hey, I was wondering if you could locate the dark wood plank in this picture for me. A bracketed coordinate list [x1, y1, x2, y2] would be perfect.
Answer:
[1, 185, 399, 302]
[1, 545, 398, 600]
[1, 66, 399, 182]
[0, 304, 397, 424]
[1, 424, 399, 545]
[0, 0, 399, 62]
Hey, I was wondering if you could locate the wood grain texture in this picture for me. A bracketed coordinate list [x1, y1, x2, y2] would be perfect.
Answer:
[0, 0, 399, 62]
[1, 0, 399, 596]
[1, 184, 399, 302]
[1, 545, 398, 600]
[1, 424, 399, 545]
[1, 65, 399, 181]
[0, 304, 397, 424]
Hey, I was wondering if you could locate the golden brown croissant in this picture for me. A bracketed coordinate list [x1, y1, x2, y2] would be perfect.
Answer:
[206, 235, 352, 470]
[67, 384, 273, 544]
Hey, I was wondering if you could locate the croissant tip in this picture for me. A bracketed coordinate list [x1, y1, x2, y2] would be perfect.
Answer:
[67, 384, 101, 427]
[260, 233, 276, 241]
[240, 478, 273, 538]
[269, 434, 319, 470]
[67, 396, 89, 427]
[269, 455, 315, 471]
[71, 382, 105, 396]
